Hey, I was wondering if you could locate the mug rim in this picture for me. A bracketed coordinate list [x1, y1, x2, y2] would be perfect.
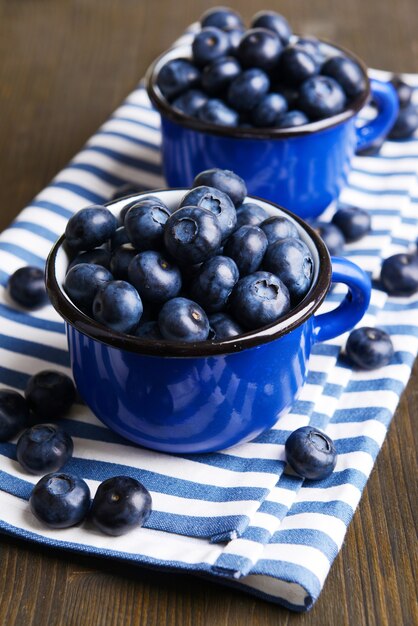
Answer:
[45, 190, 332, 358]
[145, 38, 371, 140]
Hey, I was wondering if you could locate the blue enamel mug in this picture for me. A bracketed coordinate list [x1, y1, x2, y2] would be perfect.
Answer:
[146, 43, 398, 220]
[46, 190, 371, 454]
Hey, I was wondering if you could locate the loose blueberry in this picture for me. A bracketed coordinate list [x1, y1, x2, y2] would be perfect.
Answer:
[275, 110, 309, 128]
[65, 206, 117, 252]
[172, 89, 208, 116]
[109, 246, 137, 281]
[67, 248, 111, 272]
[92, 281, 143, 333]
[30, 472, 91, 529]
[156, 58, 200, 100]
[227, 68, 270, 112]
[132, 320, 163, 340]
[389, 104, 418, 139]
[158, 297, 210, 342]
[197, 99, 239, 126]
[201, 56, 241, 96]
[314, 222, 345, 256]
[180, 185, 237, 240]
[110, 226, 130, 250]
[237, 28, 283, 72]
[229, 271, 290, 330]
[380, 253, 418, 296]
[128, 250, 182, 304]
[223, 225, 268, 276]
[321, 55, 367, 100]
[192, 27, 230, 68]
[260, 215, 299, 245]
[64, 263, 113, 313]
[164, 206, 222, 264]
[201, 7, 244, 31]
[25, 370, 76, 421]
[331, 206, 371, 242]
[192, 168, 247, 207]
[299, 76, 346, 120]
[251, 11, 292, 46]
[235, 202, 270, 229]
[91, 476, 152, 536]
[390, 75, 413, 108]
[16, 424, 73, 474]
[251, 92, 287, 127]
[190, 255, 239, 313]
[208, 312, 243, 340]
[7, 266, 48, 309]
[111, 183, 144, 201]
[345, 326, 394, 370]
[285, 426, 337, 480]
[263, 238, 314, 304]
[124, 198, 170, 251]
[356, 135, 385, 157]
[279, 44, 319, 87]
[0, 390, 30, 442]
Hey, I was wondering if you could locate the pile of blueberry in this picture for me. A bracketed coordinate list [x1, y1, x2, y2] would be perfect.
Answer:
[156, 7, 367, 129]
[63, 168, 314, 342]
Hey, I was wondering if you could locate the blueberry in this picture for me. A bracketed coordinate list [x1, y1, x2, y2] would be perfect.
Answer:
[380, 253, 418, 296]
[260, 216, 299, 245]
[67, 248, 111, 272]
[285, 426, 337, 480]
[180, 185, 237, 240]
[124, 198, 170, 251]
[128, 250, 182, 304]
[229, 271, 290, 330]
[208, 312, 243, 340]
[201, 7, 244, 31]
[7, 266, 48, 309]
[158, 297, 210, 342]
[227, 68, 270, 112]
[331, 206, 371, 242]
[389, 105, 418, 139]
[237, 28, 282, 72]
[64, 263, 113, 313]
[92, 280, 143, 333]
[201, 57, 241, 95]
[0, 390, 30, 442]
[356, 135, 385, 157]
[172, 89, 208, 116]
[111, 183, 144, 201]
[156, 58, 200, 100]
[197, 99, 239, 126]
[235, 202, 270, 229]
[251, 93, 288, 127]
[65, 206, 117, 252]
[192, 27, 230, 68]
[109, 245, 137, 280]
[132, 320, 163, 340]
[190, 255, 239, 313]
[390, 75, 413, 108]
[321, 55, 367, 99]
[274, 83, 300, 108]
[17, 424, 73, 474]
[345, 326, 394, 370]
[314, 222, 345, 256]
[227, 28, 245, 54]
[25, 370, 76, 421]
[119, 195, 164, 226]
[275, 110, 309, 128]
[91, 476, 152, 536]
[110, 226, 130, 250]
[164, 206, 222, 264]
[30, 472, 91, 529]
[223, 225, 268, 276]
[192, 168, 247, 207]
[263, 238, 314, 304]
[278, 44, 319, 87]
[295, 37, 324, 65]
[299, 76, 347, 120]
[251, 11, 292, 46]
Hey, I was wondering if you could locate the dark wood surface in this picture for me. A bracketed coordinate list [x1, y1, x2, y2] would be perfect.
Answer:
[0, 1, 417, 624]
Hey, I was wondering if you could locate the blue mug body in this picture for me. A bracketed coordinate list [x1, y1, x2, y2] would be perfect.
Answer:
[146, 45, 398, 220]
[46, 191, 371, 454]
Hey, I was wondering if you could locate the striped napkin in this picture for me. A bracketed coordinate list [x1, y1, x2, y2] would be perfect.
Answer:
[0, 68, 417, 612]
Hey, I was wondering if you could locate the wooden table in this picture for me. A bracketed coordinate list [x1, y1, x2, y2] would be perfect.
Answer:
[0, 2, 417, 624]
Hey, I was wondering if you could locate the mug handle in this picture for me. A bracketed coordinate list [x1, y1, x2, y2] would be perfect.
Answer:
[312, 256, 371, 343]
[355, 79, 399, 153]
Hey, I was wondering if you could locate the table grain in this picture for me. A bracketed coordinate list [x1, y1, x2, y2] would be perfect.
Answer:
[0, 2, 417, 625]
